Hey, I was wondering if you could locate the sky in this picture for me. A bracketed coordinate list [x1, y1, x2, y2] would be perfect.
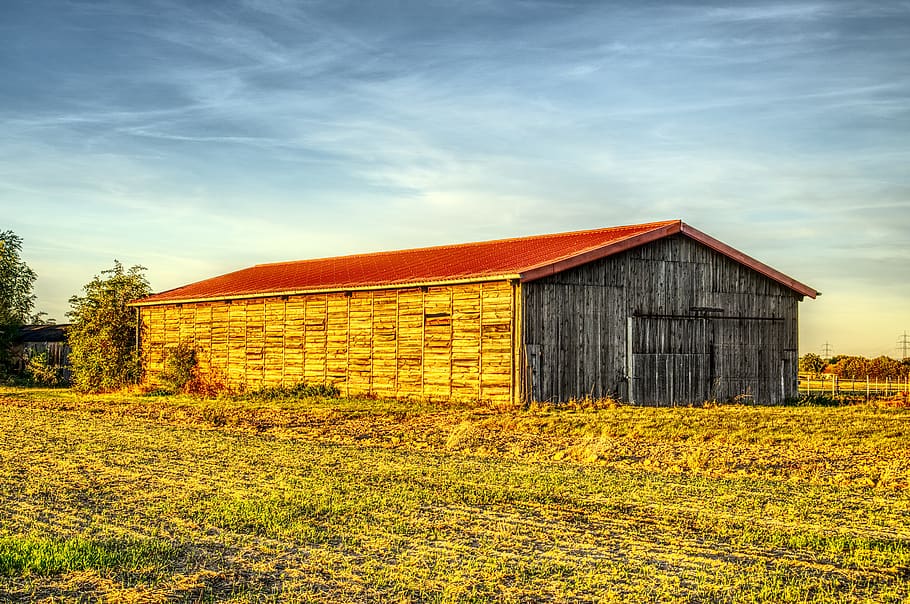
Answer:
[1, 0, 908, 358]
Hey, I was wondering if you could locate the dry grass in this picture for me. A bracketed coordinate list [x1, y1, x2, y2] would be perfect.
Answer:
[0, 386, 908, 602]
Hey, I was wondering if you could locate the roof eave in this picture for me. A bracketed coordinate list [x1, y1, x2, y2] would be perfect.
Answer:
[127, 274, 522, 307]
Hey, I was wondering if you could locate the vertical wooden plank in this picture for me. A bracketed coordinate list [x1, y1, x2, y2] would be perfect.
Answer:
[449, 287, 454, 398]
[284, 297, 305, 384]
[451, 283, 481, 402]
[627, 316, 635, 404]
[326, 293, 350, 389]
[245, 299, 265, 390]
[164, 305, 179, 349]
[420, 287, 426, 397]
[396, 288, 423, 399]
[228, 301, 246, 389]
[146, 306, 166, 382]
[208, 302, 228, 386]
[346, 293, 351, 396]
[304, 294, 327, 385]
[423, 286, 453, 400]
[372, 289, 398, 396]
[179, 305, 195, 348]
[346, 292, 372, 394]
[263, 298, 286, 387]
[195, 304, 212, 378]
[479, 281, 513, 404]
[323, 292, 350, 391]
[478, 283, 484, 401]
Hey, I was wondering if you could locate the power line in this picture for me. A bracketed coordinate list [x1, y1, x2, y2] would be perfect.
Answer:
[821, 341, 833, 359]
[899, 331, 910, 361]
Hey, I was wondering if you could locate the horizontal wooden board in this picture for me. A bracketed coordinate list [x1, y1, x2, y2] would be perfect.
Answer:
[140, 283, 516, 404]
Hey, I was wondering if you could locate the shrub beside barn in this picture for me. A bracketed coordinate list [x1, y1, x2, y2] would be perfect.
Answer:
[129, 220, 818, 405]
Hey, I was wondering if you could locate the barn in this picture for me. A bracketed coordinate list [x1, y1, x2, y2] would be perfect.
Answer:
[130, 220, 818, 405]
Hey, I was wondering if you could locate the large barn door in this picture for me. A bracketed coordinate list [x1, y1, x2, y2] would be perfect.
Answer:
[627, 316, 715, 405]
[712, 318, 787, 404]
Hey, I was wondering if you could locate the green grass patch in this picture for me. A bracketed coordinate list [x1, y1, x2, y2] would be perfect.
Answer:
[0, 535, 176, 576]
[183, 492, 348, 543]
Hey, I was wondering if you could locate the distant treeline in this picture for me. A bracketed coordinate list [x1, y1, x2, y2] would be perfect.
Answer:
[799, 353, 910, 380]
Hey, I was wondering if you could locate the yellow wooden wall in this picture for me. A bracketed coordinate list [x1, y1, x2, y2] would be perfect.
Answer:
[139, 281, 518, 404]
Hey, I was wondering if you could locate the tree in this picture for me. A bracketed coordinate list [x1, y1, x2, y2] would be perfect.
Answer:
[869, 356, 902, 381]
[826, 354, 845, 366]
[67, 262, 151, 392]
[826, 355, 869, 380]
[0, 231, 38, 374]
[798, 353, 827, 375]
[826, 355, 910, 380]
[29, 311, 54, 325]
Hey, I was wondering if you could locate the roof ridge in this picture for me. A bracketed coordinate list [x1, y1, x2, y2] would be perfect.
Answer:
[251, 219, 682, 268]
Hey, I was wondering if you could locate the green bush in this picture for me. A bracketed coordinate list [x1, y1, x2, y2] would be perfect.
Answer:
[67, 262, 151, 392]
[237, 382, 341, 401]
[159, 342, 197, 394]
[25, 351, 66, 387]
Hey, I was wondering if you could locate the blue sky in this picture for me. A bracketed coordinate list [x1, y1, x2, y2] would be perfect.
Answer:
[2, 0, 908, 357]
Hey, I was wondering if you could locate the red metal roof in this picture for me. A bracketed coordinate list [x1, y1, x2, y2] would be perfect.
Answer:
[132, 220, 818, 305]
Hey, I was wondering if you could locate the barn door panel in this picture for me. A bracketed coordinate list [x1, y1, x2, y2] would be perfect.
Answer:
[712, 319, 786, 403]
[628, 316, 714, 405]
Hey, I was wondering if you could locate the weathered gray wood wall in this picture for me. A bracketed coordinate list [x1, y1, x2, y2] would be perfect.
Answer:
[522, 235, 800, 404]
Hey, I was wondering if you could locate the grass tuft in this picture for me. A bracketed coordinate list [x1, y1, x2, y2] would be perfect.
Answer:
[233, 382, 341, 401]
[783, 394, 849, 407]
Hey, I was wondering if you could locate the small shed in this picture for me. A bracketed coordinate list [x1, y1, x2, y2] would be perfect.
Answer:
[130, 220, 818, 405]
[12, 324, 72, 379]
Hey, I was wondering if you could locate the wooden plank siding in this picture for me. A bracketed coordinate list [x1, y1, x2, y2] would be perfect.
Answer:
[139, 281, 518, 404]
[522, 235, 801, 405]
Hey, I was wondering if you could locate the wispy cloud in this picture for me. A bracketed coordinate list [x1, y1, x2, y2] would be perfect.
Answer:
[703, 3, 829, 22]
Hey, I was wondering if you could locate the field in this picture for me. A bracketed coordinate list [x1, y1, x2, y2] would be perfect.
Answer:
[0, 387, 908, 603]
